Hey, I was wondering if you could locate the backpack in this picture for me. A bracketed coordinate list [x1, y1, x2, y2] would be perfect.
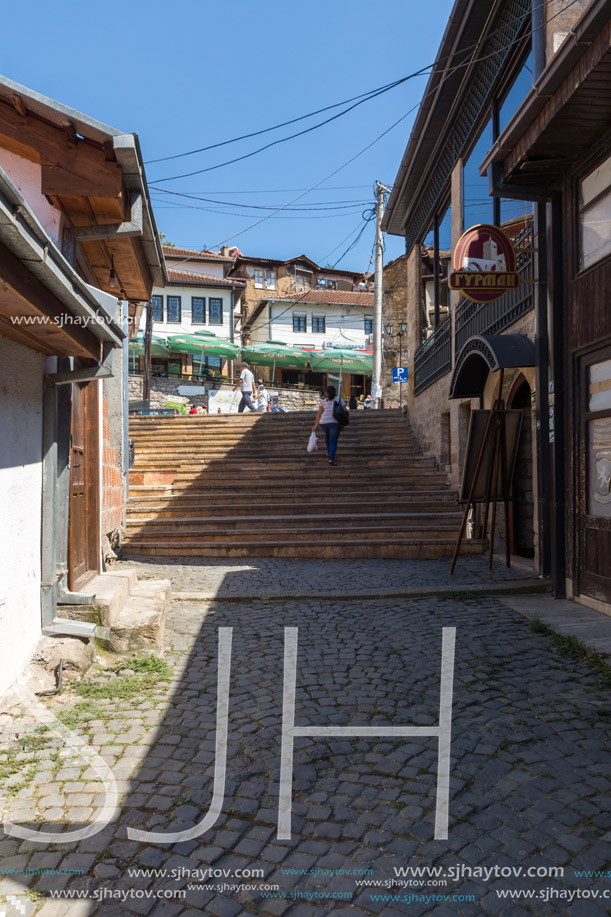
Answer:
[333, 397, 350, 427]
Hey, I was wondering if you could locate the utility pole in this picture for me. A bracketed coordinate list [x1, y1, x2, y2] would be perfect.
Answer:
[372, 181, 389, 407]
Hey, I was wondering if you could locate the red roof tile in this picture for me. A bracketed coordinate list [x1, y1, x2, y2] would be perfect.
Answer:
[163, 246, 234, 261]
[167, 268, 246, 287]
[264, 290, 374, 306]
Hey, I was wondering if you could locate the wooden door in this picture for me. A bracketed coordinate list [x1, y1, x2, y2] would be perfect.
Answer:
[578, 346, 611, 603]
[68, 380, 99, 590]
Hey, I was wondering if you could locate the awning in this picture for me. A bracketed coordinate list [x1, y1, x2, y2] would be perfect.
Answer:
[449, 334, 535, 399]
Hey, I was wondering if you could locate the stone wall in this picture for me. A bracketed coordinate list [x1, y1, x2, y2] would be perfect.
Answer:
[128, 376, 320, 412]
[381, 252, 409, 408]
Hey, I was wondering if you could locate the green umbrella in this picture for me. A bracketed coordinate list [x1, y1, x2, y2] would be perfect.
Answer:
[128, 332, 171, 357]
[167, 331, 240, 360]
[242, 341, 310, 381]
[309, 348, 372, 374]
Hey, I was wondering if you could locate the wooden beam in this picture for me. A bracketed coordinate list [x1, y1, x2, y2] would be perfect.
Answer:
[0, 99, 123, 198]
[0, 242, 102, 359]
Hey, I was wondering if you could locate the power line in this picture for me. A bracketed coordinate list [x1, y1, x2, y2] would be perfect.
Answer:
[144, 77, 423, 166]
[148, 0, 561, 184]
[150, 188, 372, 210]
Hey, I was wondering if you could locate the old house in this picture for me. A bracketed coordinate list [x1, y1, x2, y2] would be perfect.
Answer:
[0, 77, 163, 694]
[383, 0, 611, 611]
[135, 245, 245, 377]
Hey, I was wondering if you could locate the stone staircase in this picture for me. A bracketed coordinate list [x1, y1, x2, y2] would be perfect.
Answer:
[122, 411, 485, 559]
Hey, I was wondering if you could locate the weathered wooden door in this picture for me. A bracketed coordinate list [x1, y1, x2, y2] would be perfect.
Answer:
[578, 346, 611, 603]
[68, 380, 99, 589]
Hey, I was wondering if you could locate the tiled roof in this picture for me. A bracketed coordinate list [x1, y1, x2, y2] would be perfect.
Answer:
[163, 246, 234, 261]
[167, 268, 246, 287]
[263, 290, 374, 306]
[234, 253, 363, 278]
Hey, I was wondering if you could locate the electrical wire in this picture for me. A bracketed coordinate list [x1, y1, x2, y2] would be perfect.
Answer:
[159, 0, 581, 268]
[148, 0, 567, 184]
[150, 188, 372, 210]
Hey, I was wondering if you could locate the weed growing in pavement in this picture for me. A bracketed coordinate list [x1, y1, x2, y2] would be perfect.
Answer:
[116, 655, 171, 676]
[73, 663, 171, 701]
[530, 618, 611, 688]
[95, 845, 112, 863]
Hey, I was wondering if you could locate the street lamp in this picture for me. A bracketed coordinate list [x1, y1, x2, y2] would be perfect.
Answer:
[385, 321, 408, 408]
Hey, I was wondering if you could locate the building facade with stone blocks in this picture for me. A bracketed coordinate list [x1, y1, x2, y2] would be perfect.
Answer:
[383, 0, 611, 610]
[0, 76, 162, 695]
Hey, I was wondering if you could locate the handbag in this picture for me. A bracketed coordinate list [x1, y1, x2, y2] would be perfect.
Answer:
[332, 397, 350, 427]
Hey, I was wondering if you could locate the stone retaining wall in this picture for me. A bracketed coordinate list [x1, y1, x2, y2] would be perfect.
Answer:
[128, 376, 319, 412]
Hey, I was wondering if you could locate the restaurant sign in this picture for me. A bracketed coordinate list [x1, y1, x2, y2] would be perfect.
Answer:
[449, 224, 519, 304]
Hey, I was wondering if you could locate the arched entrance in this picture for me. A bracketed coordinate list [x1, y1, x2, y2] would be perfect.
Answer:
[508, 377, 534, 558]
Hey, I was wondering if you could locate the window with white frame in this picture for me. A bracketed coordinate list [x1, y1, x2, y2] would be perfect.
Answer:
[192, 297, 205, 324]
[151, 295, 163, 322]
[209, 298, 223, 324]
[254, 269, 265, 289]
[167, 295, 181, 323]
[293, 314, 307, 333]
[265, 269, 276, 290]
[579, 152, 611, 271]
[312, 315, 326, 333]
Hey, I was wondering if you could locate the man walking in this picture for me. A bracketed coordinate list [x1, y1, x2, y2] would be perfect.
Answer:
[234, 360, 256, 413]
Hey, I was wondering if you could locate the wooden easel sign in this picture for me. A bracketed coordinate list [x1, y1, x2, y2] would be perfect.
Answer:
[450, 405, 523, 574]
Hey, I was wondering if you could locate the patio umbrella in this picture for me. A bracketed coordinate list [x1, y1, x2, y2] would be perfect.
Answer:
[309, 348, 372, 390]
[167, 331, 240, 360]
[128, 332, 171, 357]
[242, 341, 310, 381]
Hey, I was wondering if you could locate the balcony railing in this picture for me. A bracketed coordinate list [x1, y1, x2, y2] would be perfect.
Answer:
[414, 316, 452, 396]
[454, 220, 535, 354]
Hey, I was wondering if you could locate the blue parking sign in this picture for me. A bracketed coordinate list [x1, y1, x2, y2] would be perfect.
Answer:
[393, 367, 409, 383]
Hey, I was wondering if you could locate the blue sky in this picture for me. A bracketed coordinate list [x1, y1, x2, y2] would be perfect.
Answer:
[2, 0, 454, 272]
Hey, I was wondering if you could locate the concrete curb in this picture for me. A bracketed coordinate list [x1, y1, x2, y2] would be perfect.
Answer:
[173, 578, 550, 603]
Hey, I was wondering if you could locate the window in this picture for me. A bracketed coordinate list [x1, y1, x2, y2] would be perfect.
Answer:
[128, 353, 140, 373]
[312, 315, 325, 333]
[254, 269, 265, 288]
[192, 297, 205, 324]
[579, 153, 611, 271]
[209, 298, 223, 324]
[586, 356, 611, 518]
[151, 295, 163, 322]
[293, 314, 307, 333]
[364, 317, 373, 335]
[167, 295, 181, 323]
[265, 269, 276, 290]
[192, 354, 222, 377]
[317, 278, 338, 290]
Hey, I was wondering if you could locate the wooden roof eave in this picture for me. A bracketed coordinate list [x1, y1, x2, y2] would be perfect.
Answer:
[478, 1, 611, 184]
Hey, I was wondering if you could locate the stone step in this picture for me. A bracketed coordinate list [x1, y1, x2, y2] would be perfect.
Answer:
[121, 538, 484, 560]
[128, 487, 458, 504]
[126, 499, 459, 519]
[125, 517, 460, 545]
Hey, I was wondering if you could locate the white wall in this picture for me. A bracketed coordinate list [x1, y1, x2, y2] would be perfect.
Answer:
[165, 259, 225, 279]
[142, 284, 235, 342]
[0, 149, 62, 246]
[0, 335, 47, 697]
[256, 302, 373, 349]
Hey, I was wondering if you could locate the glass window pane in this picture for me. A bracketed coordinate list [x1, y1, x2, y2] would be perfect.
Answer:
[463, 119, 494, 228]
[209, 298, 223, 324]
[498, 49, 533, 135]
[167, 296, 181, 322]
[151, 295, 163, 322]
[588, 417, 611, 517]
[580, 189, 611, 271]
[191, 297, 205, 323]
[589, 359, 611, 412]
[254, 270, 264, 288]
[580, 154, 611, 208]
[266, 270, 276, 290]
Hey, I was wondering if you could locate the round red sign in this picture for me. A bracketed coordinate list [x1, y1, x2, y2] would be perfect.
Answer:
[449, 224, 519, 304]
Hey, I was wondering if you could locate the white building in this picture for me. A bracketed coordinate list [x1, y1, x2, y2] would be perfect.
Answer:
[136, 246, 245, 376]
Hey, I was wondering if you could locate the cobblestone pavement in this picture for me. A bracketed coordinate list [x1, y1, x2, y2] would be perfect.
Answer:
[2, 587, 611, 916]
[115, 555, 535, 598]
